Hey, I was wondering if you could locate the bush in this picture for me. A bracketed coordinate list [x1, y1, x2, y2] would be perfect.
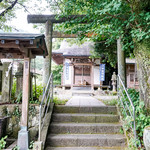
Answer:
[119, 88, 150, 148]
[0, 136, 7, 149]
[53, 96, 68, 105]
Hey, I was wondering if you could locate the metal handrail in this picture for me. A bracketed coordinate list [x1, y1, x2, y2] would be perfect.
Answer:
[117, 74, 137, 143]
[38, 73, 53, 141]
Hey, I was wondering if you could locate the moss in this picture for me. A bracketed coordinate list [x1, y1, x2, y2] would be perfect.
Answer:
[100, 99, 118, 106]
[53, 96, 68, 105]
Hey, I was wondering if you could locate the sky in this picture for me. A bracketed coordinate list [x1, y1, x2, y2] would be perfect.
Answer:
[7, 0, 52, 33]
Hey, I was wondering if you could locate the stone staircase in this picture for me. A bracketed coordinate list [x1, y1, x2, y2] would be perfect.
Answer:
[45, 105, 127, 150]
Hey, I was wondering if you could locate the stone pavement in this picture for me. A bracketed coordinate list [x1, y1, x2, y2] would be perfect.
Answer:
[65, 96, 105, 106]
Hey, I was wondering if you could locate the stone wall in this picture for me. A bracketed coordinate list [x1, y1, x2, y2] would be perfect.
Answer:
[0, 104, 39, 141]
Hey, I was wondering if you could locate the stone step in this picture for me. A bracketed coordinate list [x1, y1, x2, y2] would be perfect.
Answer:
[53, 106, 117, 114]
[49, 123, 122, 134]
[46, 134, 127, 147]
[52, 113, 119, 123]
[46, 147, 126, 150]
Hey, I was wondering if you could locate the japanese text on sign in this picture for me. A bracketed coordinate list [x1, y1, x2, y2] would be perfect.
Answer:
[100, 64, 105, 81]
[65, 62, 69, 80]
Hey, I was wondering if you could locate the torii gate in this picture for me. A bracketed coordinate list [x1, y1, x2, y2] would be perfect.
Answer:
[27, 14, 126, 87]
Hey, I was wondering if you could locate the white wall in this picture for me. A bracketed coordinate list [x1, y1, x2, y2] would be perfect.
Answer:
[94, 66, 100, 85]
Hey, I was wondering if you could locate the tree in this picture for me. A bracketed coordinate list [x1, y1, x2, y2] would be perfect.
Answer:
[0, 0, 29, 31]
[52, 64, 63, 85]
[47, 0, 150, 109]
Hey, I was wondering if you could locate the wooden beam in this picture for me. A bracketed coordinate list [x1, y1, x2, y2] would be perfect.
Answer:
[52, 31, 78, 38]
[0, 53, 24, 59]
[27, 14, 87, 24]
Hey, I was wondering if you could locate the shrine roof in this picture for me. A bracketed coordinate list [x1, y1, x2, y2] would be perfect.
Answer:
[52, 41, 94, 64]
[0, 33, 48, 59]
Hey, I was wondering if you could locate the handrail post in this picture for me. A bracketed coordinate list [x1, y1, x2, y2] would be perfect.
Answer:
[38, 73, 53, 142]
[117, 74, 139, 147]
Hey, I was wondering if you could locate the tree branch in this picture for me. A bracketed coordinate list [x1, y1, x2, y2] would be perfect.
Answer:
[0, 0, 18, 17]
[17, 2, 30, 14]
[53, 0, 63, 13]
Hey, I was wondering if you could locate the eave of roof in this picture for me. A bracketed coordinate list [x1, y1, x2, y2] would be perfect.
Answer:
[0, 33, 48, 58]
[0, 33, 45, 40]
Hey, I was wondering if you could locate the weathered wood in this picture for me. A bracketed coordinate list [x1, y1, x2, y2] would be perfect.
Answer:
[43, 21, 53, 87]
[21, 57, 30, 127]
[52, 31, 78, 38]
[117, 37, 126, 86]
[0, 53, 24, 59]
[27, 15, 86, 24]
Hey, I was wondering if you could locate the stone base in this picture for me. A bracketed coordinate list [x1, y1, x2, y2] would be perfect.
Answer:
[143, 126, 150, 150]
[33, 141, 43, 150]
[17, 128, 29, 150]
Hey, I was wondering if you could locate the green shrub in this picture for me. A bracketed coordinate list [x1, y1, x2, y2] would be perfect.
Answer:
[53, 96, 68, 105]
[118, 88, 150, 148]
[32, 84, 43, 101]
[101, 99, 117, 106]
[0, 136, 7, 149]
[11, 78, 16, 100]
[52, 64, 63, 85]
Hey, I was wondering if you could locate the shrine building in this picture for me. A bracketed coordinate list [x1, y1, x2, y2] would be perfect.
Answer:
[52, 41, 139, 90]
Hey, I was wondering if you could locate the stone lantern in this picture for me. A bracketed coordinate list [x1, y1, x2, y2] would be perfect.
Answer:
[111, 72, 117, 92]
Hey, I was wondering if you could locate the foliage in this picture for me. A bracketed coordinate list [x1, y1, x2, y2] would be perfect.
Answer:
[53, 96, 68, 105]
[12, 146, 19, 150]
[11, 78, 17, 100]
[29, 105, 37, 116]
[101, 99, 117, 106]
[28, 141, 34, 149]
[47, 0, 150, 67]
[0, 0, 29, 31]
[32, 84, 43, 103]
[31, 56, 44, 71]
[118, 88, 150, 148]
[52, 64, 63, 85]
[0, 136, 7, 150]
[12, 106, 21, 122]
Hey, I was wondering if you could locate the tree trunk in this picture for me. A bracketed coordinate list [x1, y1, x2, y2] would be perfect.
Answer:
[134, 39, 150, 109]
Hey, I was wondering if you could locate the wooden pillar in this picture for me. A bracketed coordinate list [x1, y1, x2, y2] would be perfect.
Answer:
[17, 57, 30, 150]
[43, 21, 53, 87]
[117, 37, 126, 86]
[21, 57, 30, 127]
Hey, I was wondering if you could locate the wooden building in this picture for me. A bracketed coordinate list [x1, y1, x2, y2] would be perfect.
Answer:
[126, 58, 139, 89]
[53, 41, 139, 90]
[53, 41, 109, 90]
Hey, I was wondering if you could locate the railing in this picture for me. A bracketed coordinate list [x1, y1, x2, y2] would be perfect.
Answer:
[38, 73, 53, 141]
[117, 74, 137, 143]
